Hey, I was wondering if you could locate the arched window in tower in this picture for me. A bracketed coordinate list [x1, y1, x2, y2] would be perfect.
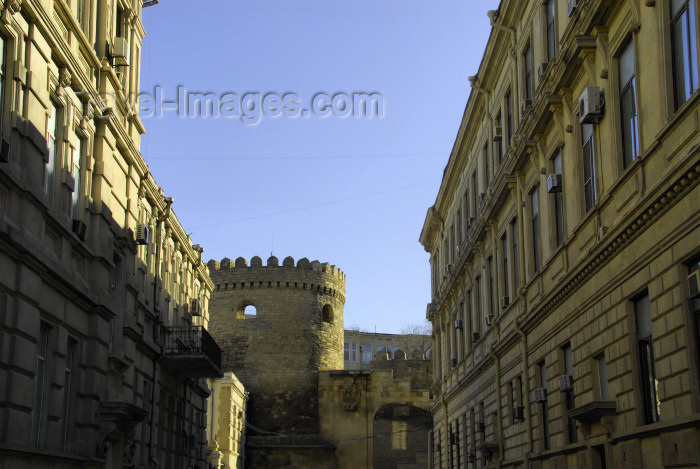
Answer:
[236, 300, 258, 319]
[322, 304, 334, 323]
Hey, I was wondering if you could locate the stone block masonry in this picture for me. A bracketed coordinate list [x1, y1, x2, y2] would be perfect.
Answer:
[208, 255, 345, 468]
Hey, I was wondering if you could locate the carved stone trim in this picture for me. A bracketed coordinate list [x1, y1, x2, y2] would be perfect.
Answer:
[523, 161, 700, 334]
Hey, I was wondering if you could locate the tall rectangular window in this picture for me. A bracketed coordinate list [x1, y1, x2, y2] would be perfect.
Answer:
[463, 190, 469, 231]
[471, 172, 478, 215]
[562, 343, 577, 443]
[553, 152, 565, 245]
[511, 218, 520, 291]
[539, 361, 551, 450]
[671, 0, 698, 109]
[524, 44, 533, 100]
[636, 293, 660, 424]
[531, 188, 541, 273]
[487, 257, 494, 316]
[45, 103, 58, 206]
[62, 338, 76, 451]
[501, 233, 509, 301]
[71, 137, 84, 219]
[496, 112, 503, 163]
[361, 344, 372, 364]
[449, 223, 455, 262]
[77, 0, 90, 36]
[620, 41, 639, 168]
[475, 276, 482, 333]
[483, 143, 490, 188]
[595, 352, 609, 400]
[351, 343, 357, 362]
[32, 323, 50, 448]
[546, 0, 557, 61]
[689, 260, 700, 377]
[456, 210, 462, 247]
[0, 35, 6, 130]
[582, 123, 597, 211]
[506, 91, 514, 144]
[344, 342, 350, 361]
[466, 290, 473, 345]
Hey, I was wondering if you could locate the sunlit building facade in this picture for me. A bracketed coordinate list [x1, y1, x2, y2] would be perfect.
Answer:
[420, 0, 700, 467]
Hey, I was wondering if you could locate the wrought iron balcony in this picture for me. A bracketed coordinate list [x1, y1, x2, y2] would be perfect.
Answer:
[159, 325, 223, 378]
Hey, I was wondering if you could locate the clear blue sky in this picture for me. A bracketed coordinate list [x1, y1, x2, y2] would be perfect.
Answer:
[139, 0, 500, 333]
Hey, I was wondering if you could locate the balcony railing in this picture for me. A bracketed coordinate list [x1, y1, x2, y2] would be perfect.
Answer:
[159, 325, 223, 378]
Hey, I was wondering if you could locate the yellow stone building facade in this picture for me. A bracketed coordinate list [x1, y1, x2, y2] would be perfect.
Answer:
[206, 372, 247, 469]
[0, 1, 222, 468]
[420, 0, 700, 468]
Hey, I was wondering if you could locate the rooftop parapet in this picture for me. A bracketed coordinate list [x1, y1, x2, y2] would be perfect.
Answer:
[207, 256, 346, 281]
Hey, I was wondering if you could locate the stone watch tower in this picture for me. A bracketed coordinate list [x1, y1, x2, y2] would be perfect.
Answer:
[207, 255, 345, 468]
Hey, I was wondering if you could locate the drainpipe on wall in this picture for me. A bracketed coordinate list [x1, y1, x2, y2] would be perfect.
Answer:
[515, 326, 533, 463]
[148, 197, 173, 468]
[488, 347, 504, 466]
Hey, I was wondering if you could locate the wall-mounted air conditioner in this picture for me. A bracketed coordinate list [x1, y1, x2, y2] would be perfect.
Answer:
[568, 0, 578, 17]
[485, 314, 494, 327]
[688, 270, 700, 297]
[547, 174, 562, 193]
[534, 387, 548, 402]
[559, 375, 574, 392]
[493, 126, 503, 141]
[454, 319, 464, 329]
[513, 406, 525, 420]
[190, 299, 201, 316]
[501, 296, 510, 309]
[135, 224, 149, 245]
[579, 86, 603, 123]
[112, 37, 129, 66]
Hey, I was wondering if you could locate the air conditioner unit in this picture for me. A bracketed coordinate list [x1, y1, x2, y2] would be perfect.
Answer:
[62, 169, 75, 191]
[513, 406, 525, 420]
[534, 387, 548, 402]
[501, 296, 510, 309]
[135, 224, 149, 245]
[475, 421, 486, 433]
[479, 193, 486, 205]
[456, 245, 461, 255]
[485, 314, 494, 327]
[0, 138, 9, 164]
[468, 217, 475, 225]
[72, 219, 87, 240]
[559, 375, 574, 392]
[112, 37, 129, 66]
[447, 263, 453, 272]
[493, 126, 503, 141]
[521, 99, 532, 115]
[537, 62, 549, 81]
[190, 299, 201, 316]
[472, 332, 480, 342]
[688, 270, 700, 298]
[454, 319, 464, 329]
[452, 358, 458, 367]
[568, 0, 578, 17]
[579, 86, 603, 123]
[547, 174, 562, 193]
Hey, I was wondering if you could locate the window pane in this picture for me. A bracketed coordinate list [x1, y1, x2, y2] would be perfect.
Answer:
[619, 42, 635, 87]
[635, 294, 652, 338]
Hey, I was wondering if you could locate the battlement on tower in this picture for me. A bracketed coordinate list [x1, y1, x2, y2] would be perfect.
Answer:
[207, 256, 346, 302]
[208, 255, 345, 279]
